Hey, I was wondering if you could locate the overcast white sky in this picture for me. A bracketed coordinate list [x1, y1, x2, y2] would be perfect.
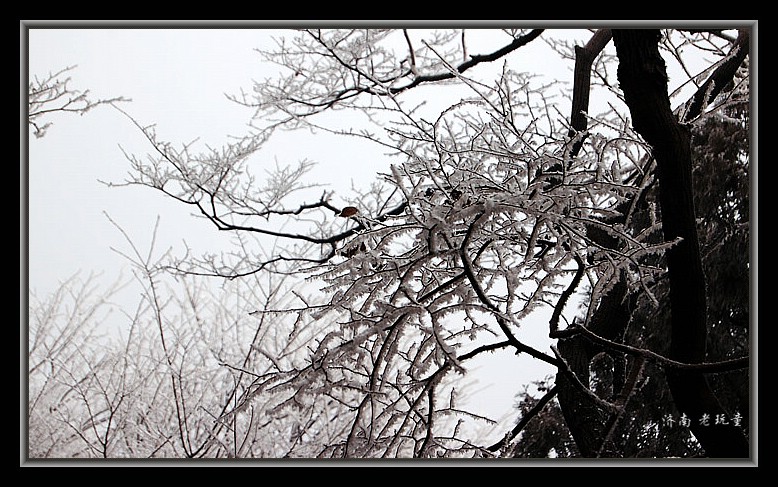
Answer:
[23, 26, 618, 436]
[27, 29, 278, 295]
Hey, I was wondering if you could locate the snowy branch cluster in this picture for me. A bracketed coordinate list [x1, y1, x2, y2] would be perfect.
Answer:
[28, 28, 750, 458]
[28, 65, 128, 138]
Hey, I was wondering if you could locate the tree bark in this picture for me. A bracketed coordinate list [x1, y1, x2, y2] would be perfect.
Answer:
[567, 29, 612, 158]
[555, 28, 639, 458]
[680, 29, 750, 124]
[611, 29, 749, 458]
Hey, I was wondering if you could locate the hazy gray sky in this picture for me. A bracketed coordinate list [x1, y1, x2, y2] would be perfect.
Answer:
[28, 29, 278, 297]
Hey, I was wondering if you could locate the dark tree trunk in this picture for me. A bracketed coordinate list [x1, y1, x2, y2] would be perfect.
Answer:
[556, 282, 632, 457]
[567, 29, 612, 158]
[554, 28, 639, 458]
[611, 29, 748, 458]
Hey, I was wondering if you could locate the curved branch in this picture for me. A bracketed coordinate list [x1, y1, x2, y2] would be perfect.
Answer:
[679, 28, 750, 123]
[548, 254, 586, 337]
[486, 385, 558, 452]
[564, 323, 748, 373]
[458, 212, 561, 368]
[458, 212, 558, 367]
[457, 341, 511, 362]
[277, 29, 544, 115]
[552, 346, 619, 413]
[390, 30, 545, 94]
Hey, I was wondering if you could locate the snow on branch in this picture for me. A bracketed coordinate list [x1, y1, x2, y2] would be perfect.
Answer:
[28, 65, 129, 138]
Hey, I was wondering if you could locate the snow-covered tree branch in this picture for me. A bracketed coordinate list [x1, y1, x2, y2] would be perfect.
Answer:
[28, 27, 752, 459]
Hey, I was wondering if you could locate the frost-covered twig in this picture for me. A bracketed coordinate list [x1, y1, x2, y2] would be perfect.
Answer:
[28, 65, 128, 138]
